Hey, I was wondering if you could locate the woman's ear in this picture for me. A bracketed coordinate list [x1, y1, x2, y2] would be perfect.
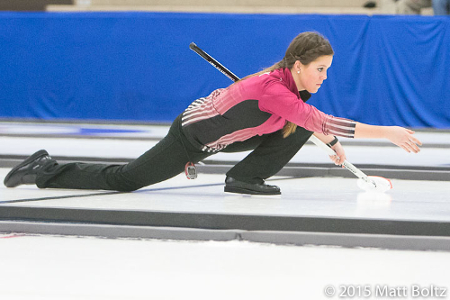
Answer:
[294, 60, 302, 74]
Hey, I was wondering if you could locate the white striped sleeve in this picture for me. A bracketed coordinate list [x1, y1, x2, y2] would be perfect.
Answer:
[323, 116, 356, 138]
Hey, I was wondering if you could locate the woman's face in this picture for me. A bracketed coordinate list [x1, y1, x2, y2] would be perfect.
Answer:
[293, 55, 333, 94]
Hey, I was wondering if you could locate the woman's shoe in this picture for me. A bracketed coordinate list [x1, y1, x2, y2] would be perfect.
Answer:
[224, 176, 281, 195]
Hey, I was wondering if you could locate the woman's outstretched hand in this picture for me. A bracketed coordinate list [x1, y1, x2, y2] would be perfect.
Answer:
[355, 123, 423, 153]
[386, 126, 422, 153]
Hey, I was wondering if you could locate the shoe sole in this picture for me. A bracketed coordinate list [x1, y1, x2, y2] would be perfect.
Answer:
[224, 186, 281, 195]
[3, 150, 49, 187]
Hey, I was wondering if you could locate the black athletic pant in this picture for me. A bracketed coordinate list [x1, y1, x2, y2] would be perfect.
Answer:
[36, 115, 313, 191]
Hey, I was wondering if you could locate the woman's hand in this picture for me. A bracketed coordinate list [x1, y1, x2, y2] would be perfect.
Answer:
[329, 142, 346, 166]
[313, 132, 347, 165]
[386, 126, 422, 153]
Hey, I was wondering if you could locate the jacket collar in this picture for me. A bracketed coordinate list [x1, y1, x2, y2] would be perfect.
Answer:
[275, 68, 311, 103]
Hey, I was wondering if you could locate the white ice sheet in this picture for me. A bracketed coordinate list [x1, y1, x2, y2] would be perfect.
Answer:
[0, 234, 448, 300]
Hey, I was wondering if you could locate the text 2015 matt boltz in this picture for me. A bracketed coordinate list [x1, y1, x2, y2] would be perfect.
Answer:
[324, 284, 447, 298]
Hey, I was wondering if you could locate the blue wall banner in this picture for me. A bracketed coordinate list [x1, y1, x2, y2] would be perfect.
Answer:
[0, 12, 449, 128]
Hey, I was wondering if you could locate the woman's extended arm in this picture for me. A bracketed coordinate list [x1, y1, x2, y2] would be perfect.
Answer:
[354, 122, 422, 153]
[313, 123, 422, 166]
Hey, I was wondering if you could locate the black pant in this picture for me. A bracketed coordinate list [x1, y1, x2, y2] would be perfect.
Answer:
[36, 116, 312, 191]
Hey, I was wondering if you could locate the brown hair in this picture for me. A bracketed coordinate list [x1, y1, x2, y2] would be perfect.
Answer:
[244, 32, 334, 137]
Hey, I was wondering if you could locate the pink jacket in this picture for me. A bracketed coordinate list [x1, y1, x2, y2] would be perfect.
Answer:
[182, 68, 355, 152]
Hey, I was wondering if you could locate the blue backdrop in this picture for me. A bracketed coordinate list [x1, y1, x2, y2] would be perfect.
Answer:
[0, 12, 449, 128]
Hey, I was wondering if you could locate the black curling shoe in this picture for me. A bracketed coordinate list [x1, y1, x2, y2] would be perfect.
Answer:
[224, 176, 281, 195]
[4, 150, 54, 188]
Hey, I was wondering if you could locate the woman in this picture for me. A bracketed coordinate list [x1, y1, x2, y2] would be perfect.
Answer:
[4, 32, 422, 195]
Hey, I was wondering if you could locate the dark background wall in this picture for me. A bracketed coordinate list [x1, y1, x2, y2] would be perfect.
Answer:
[0, 0, 73, 11]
